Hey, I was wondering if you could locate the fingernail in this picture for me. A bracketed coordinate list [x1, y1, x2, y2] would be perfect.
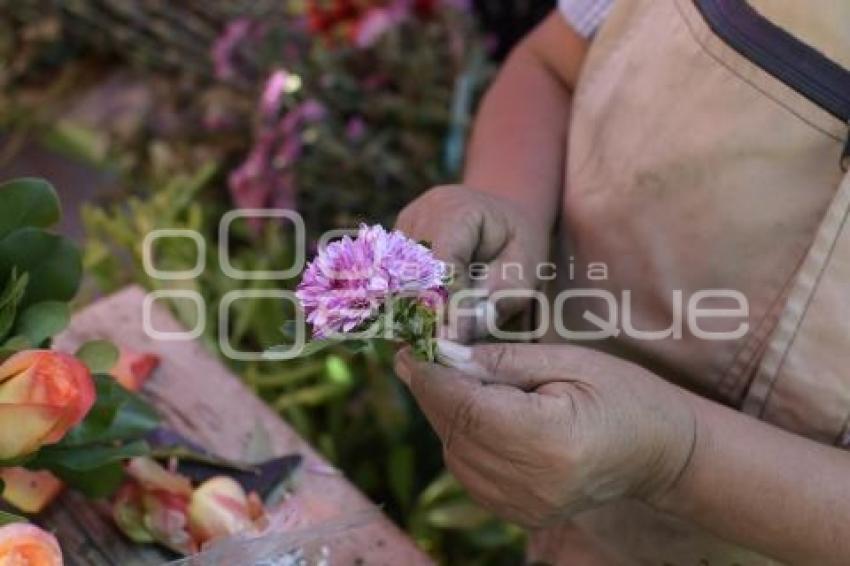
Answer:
[436, 339, 472, 363]
[436, 339, 487, 377]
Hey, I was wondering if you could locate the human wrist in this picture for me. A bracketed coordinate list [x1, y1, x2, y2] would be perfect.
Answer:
[644, 390, 709, 514]
[639, 388, 709, 512]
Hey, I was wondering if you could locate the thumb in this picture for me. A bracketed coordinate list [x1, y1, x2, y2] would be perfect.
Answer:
[394, 347, 492, 446]
[436, 340, 609, 391]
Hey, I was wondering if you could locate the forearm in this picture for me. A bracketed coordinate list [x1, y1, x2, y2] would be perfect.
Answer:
[463, 14, 586, 226]
[658, 391, 850, 564]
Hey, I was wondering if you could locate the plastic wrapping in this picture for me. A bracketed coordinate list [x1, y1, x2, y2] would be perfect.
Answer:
[166, 509, 380, 566]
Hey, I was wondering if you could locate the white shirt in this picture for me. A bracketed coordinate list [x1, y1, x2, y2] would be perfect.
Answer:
[558, 0, 615, 37]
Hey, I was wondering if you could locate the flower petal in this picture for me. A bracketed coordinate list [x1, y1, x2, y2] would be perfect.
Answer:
[0, 403, 64, 460]
[0, 523, 62, 566]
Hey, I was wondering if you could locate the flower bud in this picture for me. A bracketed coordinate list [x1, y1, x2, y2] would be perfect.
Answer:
[0, 351, 95, 460]
[188, 477, 256, 545]
[109, 348, 159, 392]
[113, 458, 196, 555]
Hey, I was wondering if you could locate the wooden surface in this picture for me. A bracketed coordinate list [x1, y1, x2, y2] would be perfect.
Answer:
[45, 285, 432, 566]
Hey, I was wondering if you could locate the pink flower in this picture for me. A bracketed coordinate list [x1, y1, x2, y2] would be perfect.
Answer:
[260, 70, 290, 117]
[211, 19, 253, 81]
[228, 99, 325, 214]
[346, 116, 367, 141]
[354, 7, 406, 48]
[296, 224, 448, 338]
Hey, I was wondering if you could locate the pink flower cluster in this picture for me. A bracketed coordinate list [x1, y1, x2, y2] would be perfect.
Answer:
[296, 224, 448, 338]
[228, 99, 326, 213]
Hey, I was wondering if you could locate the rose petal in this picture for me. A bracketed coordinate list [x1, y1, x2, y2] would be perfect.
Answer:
[126, 458, 193, 498]
[0, 523, 63, 566]
[0, 468, 64, 514]
[0, 404, 66, 460]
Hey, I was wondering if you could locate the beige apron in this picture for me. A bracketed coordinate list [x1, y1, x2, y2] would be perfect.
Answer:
[532, 0, 850, 563]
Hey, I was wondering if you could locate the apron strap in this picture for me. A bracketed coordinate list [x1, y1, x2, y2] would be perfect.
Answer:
[694, 0, 850, 122]
[694, 0, 850, 169]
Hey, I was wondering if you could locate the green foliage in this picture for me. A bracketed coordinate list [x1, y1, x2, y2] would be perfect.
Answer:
[0, 178, 81, 352]
[0, 178, 162, 501]
[75, 340, 120, 374]
[27, 374, 160, 498]
[14, 301, 70, 347]
[0, 178, 61, 240]
[411, 472, 526, 565]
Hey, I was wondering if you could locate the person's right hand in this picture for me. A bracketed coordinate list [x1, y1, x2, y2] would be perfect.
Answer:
[395, 185, 550, 342]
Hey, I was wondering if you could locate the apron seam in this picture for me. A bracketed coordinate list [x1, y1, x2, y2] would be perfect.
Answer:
[673, 0, 844, 143]
[716, 260, 801, 402]
[756, 192, 850, 417]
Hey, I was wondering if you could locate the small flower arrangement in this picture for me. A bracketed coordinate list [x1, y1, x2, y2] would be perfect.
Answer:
[291, 224, 449, 360]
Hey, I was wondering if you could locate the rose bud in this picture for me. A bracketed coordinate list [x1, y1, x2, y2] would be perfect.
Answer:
[114, 458, 196, 555]
[110, 348, 159, 392]
[188, 477, 258, 545]
[0, 351, 95, 460]
[112, 482, 155, 545]
[141, 488, 196, 555]
[0, 523, 63, 565]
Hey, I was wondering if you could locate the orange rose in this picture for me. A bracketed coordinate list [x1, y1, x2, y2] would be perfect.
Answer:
[0, 351, 95, 460]
[0, 523, 62, 565]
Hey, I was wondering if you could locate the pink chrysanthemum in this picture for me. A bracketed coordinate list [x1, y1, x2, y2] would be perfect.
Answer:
[296, 224, 448, 339]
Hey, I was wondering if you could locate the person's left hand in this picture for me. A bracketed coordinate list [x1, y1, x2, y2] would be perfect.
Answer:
[394, 341, 698, 527]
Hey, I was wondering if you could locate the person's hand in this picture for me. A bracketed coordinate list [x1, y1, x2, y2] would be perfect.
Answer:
[395, 186, 549, 342]
[394, 341, 698, 527]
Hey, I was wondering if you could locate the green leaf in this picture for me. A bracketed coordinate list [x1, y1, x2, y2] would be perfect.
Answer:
[0, 178, 61, 240]
[75, 340, 119, 374]
[0, 269, 28, 310]
[13, 301, 70, 347]
[60, 374, 159, 447]
[51, 461, 125, 498]
[425, 501, 492, 530]
[0, 335, 31, 361]
[265, 339, 340, 360]
[29, 439, 150, 472]
[389, 445, 414, 510]
[0, 510, 26, 526]
[0, 270, 28, 341]
[325, 355, 352, 386]
[0, 228, 81, 307]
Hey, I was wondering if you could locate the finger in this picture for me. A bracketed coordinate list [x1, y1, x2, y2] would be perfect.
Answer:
[394, 347, 507, 448]
[437, 340, 609, 391]
[395, 191, 479, 291]
[478, 241, 539, 323]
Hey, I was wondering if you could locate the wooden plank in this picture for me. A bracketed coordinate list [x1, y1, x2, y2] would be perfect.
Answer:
[43, 285, 431, 566]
